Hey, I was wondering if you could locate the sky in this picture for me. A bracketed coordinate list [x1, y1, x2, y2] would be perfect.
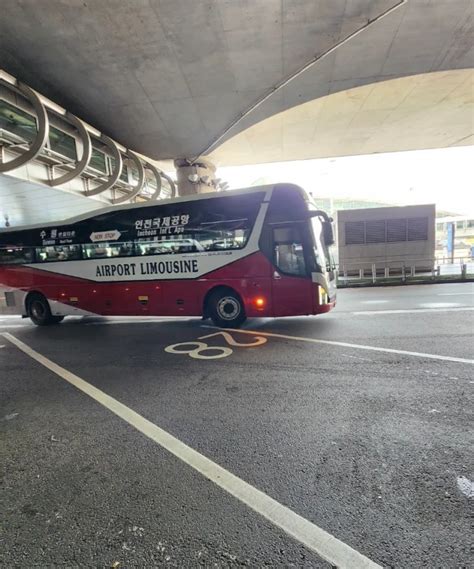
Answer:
[219, 146, 474, 217]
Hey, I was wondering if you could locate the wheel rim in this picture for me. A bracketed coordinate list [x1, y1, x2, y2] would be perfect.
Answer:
[31, 300, 46, 320]
[216, 297, 240, 320]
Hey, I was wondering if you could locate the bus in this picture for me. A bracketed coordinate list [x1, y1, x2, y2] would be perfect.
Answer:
[0, 183, 336, 327]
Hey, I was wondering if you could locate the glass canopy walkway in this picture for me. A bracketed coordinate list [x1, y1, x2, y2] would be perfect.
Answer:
[0, 70, 175, 207]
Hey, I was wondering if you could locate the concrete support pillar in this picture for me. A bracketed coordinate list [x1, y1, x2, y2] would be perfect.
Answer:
[174, 158, 218, 196]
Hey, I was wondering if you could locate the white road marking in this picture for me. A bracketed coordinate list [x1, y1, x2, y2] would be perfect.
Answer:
[84, 317, 192, 325]
[1, 332, 380, 569]
[164, 341, 233, 360]
[351, 307, 474, 315]
[420, 302, 461, 308]
[203, 327, 474, 365]
[3, 412, 19, 421]
[456, 476, 474, 499]
[200, 331, 268, 347]
[164, 332, 268, 360]
[0, 317, 194, 328]
[341, 353, 373, 362]
[438, 292, 473, 296]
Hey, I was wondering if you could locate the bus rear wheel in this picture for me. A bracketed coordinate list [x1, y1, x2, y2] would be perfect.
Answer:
[27, 294, 64, 326]
[208, 290, 246, 328]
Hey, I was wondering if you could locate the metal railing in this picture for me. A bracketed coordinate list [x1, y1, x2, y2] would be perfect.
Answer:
[336, 256, 473, 286]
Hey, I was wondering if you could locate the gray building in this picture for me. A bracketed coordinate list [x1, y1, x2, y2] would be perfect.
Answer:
[337, 204, 436, 275]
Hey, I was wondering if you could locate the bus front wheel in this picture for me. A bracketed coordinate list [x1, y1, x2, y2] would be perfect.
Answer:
[27, 294, 64, 326]
[208, 289, 246, 328]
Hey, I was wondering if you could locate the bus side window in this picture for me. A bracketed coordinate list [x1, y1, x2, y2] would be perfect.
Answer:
[0, 247, 34, 265]
[83, 242, 133, 258]
[35, 245, 81, 262]
[118, 243, 134, 256]
[273, 227, 307, 276]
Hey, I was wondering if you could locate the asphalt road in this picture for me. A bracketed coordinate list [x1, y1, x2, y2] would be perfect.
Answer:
[1, 283, 473, 568]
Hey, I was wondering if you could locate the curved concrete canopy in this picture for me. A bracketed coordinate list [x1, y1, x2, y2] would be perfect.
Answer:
[209, 69, 474, 165]
[0, 0, 472, 164]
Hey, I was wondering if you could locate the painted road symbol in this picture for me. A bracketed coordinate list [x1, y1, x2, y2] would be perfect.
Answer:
[164, 341, 232, 360]
[164, 331, 268, 360]
[200, 331, 267, 347]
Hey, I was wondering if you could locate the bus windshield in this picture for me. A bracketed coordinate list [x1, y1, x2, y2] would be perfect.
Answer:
[310, 214, 334, 272]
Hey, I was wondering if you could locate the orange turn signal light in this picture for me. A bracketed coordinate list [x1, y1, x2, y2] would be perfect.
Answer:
[255, 297, 265, 307]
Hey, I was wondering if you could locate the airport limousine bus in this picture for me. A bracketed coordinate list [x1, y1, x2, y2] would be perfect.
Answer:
[0, 183, 336, 327]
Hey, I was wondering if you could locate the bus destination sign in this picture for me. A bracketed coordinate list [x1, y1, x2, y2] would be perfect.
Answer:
[40, 228, 76, 246]
[134, 214, 190, 238]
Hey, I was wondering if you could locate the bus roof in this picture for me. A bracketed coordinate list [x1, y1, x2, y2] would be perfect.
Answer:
[0, 183, 306, 234]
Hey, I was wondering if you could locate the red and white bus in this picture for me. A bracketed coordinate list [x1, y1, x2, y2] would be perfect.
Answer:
[0, 183, 336, 327]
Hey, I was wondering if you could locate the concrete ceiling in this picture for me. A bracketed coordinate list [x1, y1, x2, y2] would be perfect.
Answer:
[0, 0, 472, 164]
[210, 69, 474, 165]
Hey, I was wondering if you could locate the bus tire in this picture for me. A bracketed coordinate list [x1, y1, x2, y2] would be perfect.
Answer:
[26, 293, 62, 326]
[208, 289, 246, 328]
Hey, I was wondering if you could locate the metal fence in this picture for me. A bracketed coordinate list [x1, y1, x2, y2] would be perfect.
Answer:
[336, 257, 474, 286]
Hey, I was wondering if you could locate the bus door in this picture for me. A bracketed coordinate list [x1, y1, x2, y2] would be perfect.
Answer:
[271, 225, 313, 317]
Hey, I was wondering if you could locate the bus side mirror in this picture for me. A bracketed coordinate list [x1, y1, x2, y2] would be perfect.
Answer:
[323, 221, 335, 246]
